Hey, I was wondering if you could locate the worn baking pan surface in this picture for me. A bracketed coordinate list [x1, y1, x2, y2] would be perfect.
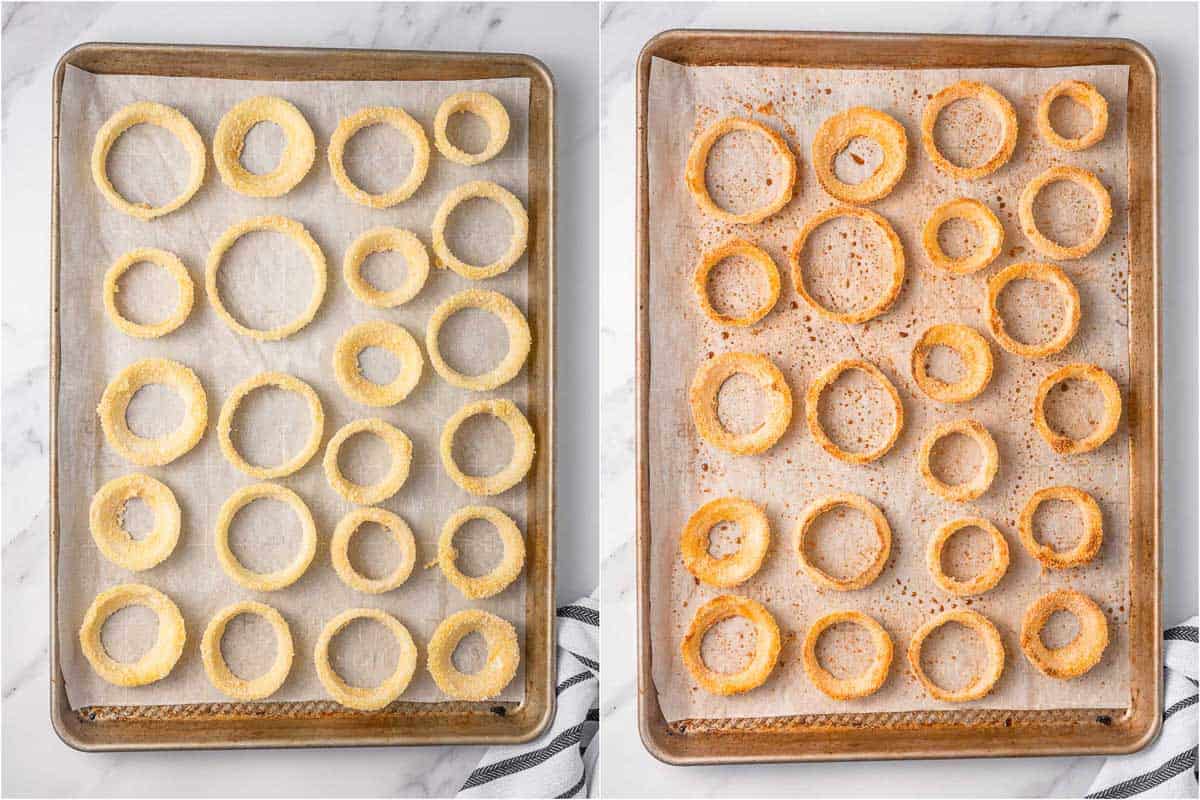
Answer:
[636, 30, 1159, 764]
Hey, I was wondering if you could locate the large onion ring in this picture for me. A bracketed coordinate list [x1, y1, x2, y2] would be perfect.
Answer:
[427, 609, 520, 701]
[1037, 80, 1109, 152]
[434, 91, 511, 165]
[315, 608, 418, 710]
[322, 418, 413, 506]
[679, 496, 770, 588]
[918, 418, 999, 502]
[1033, 362, 1122, 454]
[986, 261, 1081, 359]
[802, 610, 893, 700]
[201, 601, 294, 700]
[805, 358, 903, 464]
[684, 116, 798, 224]
[331, 507, 416, 594]
[343, 227, 430, 308]
[431, 180, 530, 280]
[811, 106, 908, 204]
[907, 609, 1005, 702]
[88, 473, 181, 572]
[333, 320, 423, 406]
[213, 95, 315, 198]
[328, 106, 430, 208]
[1020, 589, 1109, 679]
[440, 399, 535, 496]
[680, 594, 781, 696]
[426, 289, 531, 391]
[692, 238, 781, 327]
[1018, 485, 1104, 569]
[688, 351, 792, 456]
[911, 323, 994, 403]
[921, 198, 1004, 275]
[921, 81, 1017, 180]
[103, 247, 194, 339]
[78, 583, 186, 687]
[97, 357, 208, 467]
[217, 371, 325, 479]
[214, 483, 317, 592]
[795, 492, 892, 591]
[1018, 166, 1113, 260]
[925, 517, 1010, 596]
[90, 101, 205, 220]
[437, 505, 525, 599]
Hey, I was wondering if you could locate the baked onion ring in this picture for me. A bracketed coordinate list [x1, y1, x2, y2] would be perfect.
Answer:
[907, 609, 1005, 702]
[684, 116, 798, 224]
[805, 358, 903, 464]
[692, 238, 781, 327]
[795, 492, 892, 591]
[214, 482, 317, 592]
[688, 351, 792, 456]
[921, 198, 1004, 275]
[1037, 80, 1109, 152]
[213, 95, 315, 197]
[811, 106, 908, 204]
[911, 323, 994, 403]
[1020, 589, 1108, 679]
[1018, 485, 1104, 569]
[427, 609, 520, 701]
[328, 106, 430, 208]
[918, 418, 999, 502]
[426, 289, 531, 391]
[91, 101, 205, 220]
[1033, 362, 1122, 454]
[201, 601, 294, 700]
[431, 180, 530, 280]
[440, 399, 535, 496]
[89, 473, 181, 572]
[802, 610, 893, 700]
[434, 91, 510, 165]
[217, 371, 325, 480]
[437, 505, 525, 599]
[679, 496, 770, 588]
[322, 418, 413, 506]
[926, 517, 1010, 596]
[1018, 166, 1113, 260]
[333, 320, 423, 406]
[97, 357, 208, 467]
[78, 583, 186, 687]
[343, 227, 430, 308]
[921, 81, 1018, 180]
[331, 507, 416, 594]
[680, 594, 781, 696]
[986, 261, 1081, 359]
[103, 247, 194, 339]
[315, 608, 418, 710]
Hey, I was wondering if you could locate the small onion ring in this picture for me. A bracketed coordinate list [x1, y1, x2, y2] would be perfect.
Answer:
[427, 609, 520, 701]
[925, 517, 1010, 596]
[97, 357, 208, 467]
[88, 473, 181, 571]
[328, 106, 430, 208]
[431, 180, 530, 280]
[78, 583, 186, 687]
[440, 399, 535, 496]
[201, 601, 294, 701]
[680, 594, 781, 696]
[322, 418, 413, 506]
[331, 507, 416, 594]
[986, 261, 1081, 359]
[911, 323, 994, 403]
[437, 505, 525, 599]
[918, 418, 999, 502]
[102, 247, 194, 339]
[789, 206, 906, 324]
[811, 106, 908, 204]
[217, 371, 325, 480]
[921, 198, 1004, 275]
[315, 608, 418, 710]
[343, 227, 430, 308]
[688, 351, 792, 456]
[684, 116, 798, 224]
[1033, 362, 1122, 454]
[907, 609, 1006, 702]
[802, 610, 893, 700]
[692, 238, 781, 327]
[426, 289, 531, 391]
[1037, 80, 1109, 152]
[433, 91, 511, 165]
[213, 95, 315, 198]
[214, 483, 317, 592]
[679, 496, 771, 588]
[206, 215, 327, 341]
[1018, 166, 1113, 260]
[333, 320, 424, 406]
[1018, 485, 1104, 569]
[1020, 589, 1109, 679]
[795, 492, 892, 591]
[805, 358, 904, 464]
[90, 101, 205, 220]
[921, 81, 1018, 180]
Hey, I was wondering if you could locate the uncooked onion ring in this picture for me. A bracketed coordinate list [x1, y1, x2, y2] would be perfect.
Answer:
[1037, 80, 1109, 151]
[1018, 485, 1104, 569]
[201, 600, 294, 700]
[426, 289, 531, 391]
[331, 507, 416, 594]
[89, 473, 181, 572]
[427, 609, 520, 701]
[921, 80, 1018, 180]
[315, 608, 418, 710]
[333, 320, 423, 406]
[438, 505, 525, 599]
[921, 198, 1004, 275]
[925, 517, 1010, 596]
[343, 227, 430, 308]
[103, 247, 194, 339]
[986, 261, 1081, 359]
[911, 323, 994, 403]
[811, 106, 907, 204]
[97, 357, 208, 467]
[692, 238, 781, 327]
[688, 351, 792, 456]
[795, 492, 891, 591]
[328, 106, 430, 208]
[213, 95, 315, 197]
[440, 399, 535, 496]
[431, 180, 530, 280]
[434, 91, 510, 165]
[1033, 362, 1122, 454]
[78, 583, 186, 687]
[918, 418, 999, 502]
[322, 418, 413, 506]
[680, 594, 781, 696]
[805, 358, 903, 464]
[679, 496, 770, 588]
[1020, 589, 1108, 679]
[684, 116, 798, 224]
[907, 609, 1005, 702]
[802, 610, 893, 700]
[217, 371, 325, 479]
[214, 482, 317, 592]
[1018, 166, 1113, 260]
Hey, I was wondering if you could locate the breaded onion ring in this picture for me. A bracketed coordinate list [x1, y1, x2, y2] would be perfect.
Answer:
[438, 505, 525, 599]
[802, 610, 893, 700]
[328, 106, 430, 208]
[1018, 485, 1104, 569]
[201, 601, 294, 700]
[331, 507, 416, 594]
[440, 399, 535, 496]
[986, 261, 1081, 359]
[921, 81, 1017, 180]
[103, 247, 194, 339]
[333, 320, 424, 406]
[1020, 589, 1109, 679]
[811, 106, 908, 204]
[1018, 166, 1113, 260]
[688, 351, 792, 456]
[322, 418, 413, 506]
[434, 91, 510, 165]
[214, 483, 317, 592]
[91, 101, 205, 220]
[692, 238, 781, 327]
[926, 517, 1010, 596]
[427, 609, 520, 701]
[343, 227, 430, 308]
[78, 583, 186, 687]
[921, 198, 1004, 275]
[315, 608, 418, 710]
[97, 357, 208, 467]
[1033, 362, 1122, 454]
[918, 418, 999, 502]
[213, 95, 315, 197]
[684, 116, 798, 224]
[805, 358, 903, 464]
[426, 289, 531, 391]
[1037, 80, 1109, 152]
[217, 371, 325, 480]
[911, 323, 994, 403]
[795, 492, 892, 591]
[680, 594, 781, 696]
[431, 180, 529, 280]
[679, 496, 771, 588]
[907, 609, 1005, 702]
[89, 473, 181, 572]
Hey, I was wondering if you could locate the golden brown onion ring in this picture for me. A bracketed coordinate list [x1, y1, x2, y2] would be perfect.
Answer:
[805, 358, 903, 464]
[907, 609, 1005, 702]
[680, 594, 781, 696]
[1037, 80, 1109, 152]
[684, 116, 797, 224]
[925, 517, 1010, 596]
[679, 496, 770, 588]
[1018, 486, 1104, 569]
[812, 106, 907, 204]
[1033, 362, 1122, 454]
[1020, 589, 1108, 679]
[795, 492, 892, 591]
[921, 81, 1017, 180]
[802, 610, 893, 700]
[1018, 166, 1112, 260]
[688, 351, 792, 456]
[911, 323, 994, 404]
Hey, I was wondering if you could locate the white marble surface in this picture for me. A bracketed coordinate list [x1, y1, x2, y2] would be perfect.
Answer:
[599, 2, 1198, 797]
[1, 2, 597, 796]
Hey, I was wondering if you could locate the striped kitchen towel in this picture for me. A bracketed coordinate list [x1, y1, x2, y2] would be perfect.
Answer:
[1087, 617, 1198, 798]
[458, 592, 599, 799]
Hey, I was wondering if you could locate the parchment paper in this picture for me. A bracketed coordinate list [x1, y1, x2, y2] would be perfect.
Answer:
[647, 58, 1132, 722]
[57, 65, 532, 708]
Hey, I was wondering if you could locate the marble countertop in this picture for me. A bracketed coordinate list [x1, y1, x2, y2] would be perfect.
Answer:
[1, 2, 597, 796]
[599, 2, 1197, 797]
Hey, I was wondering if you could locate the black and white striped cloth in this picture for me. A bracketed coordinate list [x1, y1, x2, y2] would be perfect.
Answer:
[1086, 617, 1198, 798]
[458, 592, 599, 799]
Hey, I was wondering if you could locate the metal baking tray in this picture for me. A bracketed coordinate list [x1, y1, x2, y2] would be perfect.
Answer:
[50, 42, 556, 751]
[635, 29, 1160, 764]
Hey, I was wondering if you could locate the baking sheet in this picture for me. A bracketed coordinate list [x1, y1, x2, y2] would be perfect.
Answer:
[647, 57, 1131, 723]
[57, 65, 531, 708]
